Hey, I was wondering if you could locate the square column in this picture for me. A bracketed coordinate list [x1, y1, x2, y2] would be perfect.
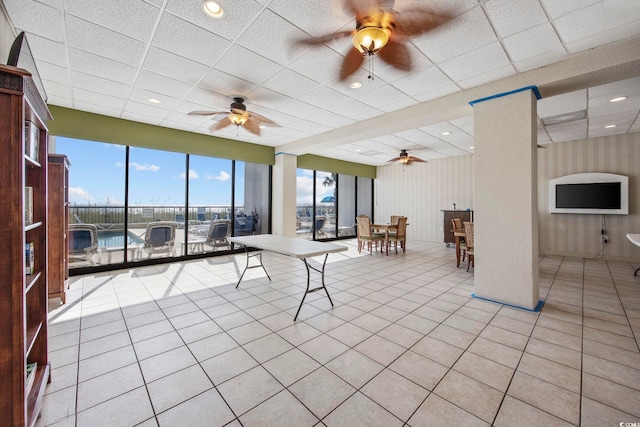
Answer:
[272, 152, 297, 237]
[472, 88, 540, 310]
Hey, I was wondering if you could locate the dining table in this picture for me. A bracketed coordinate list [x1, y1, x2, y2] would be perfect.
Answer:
[370, 223, 398, 256]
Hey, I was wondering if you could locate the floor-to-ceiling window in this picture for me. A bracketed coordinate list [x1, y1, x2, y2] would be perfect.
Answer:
[55, 137, 272, 272]
[128, 147, 185, 262]
[186, 155, 232, 255]
[296, 168, 373, 241]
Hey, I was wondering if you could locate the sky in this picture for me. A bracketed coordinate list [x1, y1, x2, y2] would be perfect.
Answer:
[55, 137, 333, 207]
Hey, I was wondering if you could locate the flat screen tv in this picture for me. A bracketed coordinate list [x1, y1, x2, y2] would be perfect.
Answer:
[550, 173, 628, 215]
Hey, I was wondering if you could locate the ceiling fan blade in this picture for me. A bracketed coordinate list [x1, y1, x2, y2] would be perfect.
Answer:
[344, 0, 381, 15]
[188, 110, 227, 116]
[409, 156, 427, 163]
[387, 156, 401, 163]
[247, 111, 280, 127]
[243, 119, 261, 136]
[391, 9, 452, 39]
[377, 40, 411, 71]
[296, 31, 354, 46]
[211, 118, 231, 132]
[340, 48, 365, 81]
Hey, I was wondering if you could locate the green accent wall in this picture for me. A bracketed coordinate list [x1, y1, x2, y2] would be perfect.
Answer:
[47, 106, 377, 177]
[297, 154, 376, 179]
[47, 105, 275, 164]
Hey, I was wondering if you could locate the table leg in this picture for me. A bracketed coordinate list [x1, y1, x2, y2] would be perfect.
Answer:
[294, 254, 333, 321]
[455, 234, 461, 267]
[385, 230, 389, 256]
[235, 246, 271, 288]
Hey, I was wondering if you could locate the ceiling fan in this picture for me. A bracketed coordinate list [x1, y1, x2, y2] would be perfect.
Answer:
[188, 97, 280, 136]
[388, 149, 426, 165]
[297, 0, 451, 81]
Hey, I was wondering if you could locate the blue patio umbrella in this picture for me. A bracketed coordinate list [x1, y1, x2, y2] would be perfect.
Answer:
[320, 196, 335, 203]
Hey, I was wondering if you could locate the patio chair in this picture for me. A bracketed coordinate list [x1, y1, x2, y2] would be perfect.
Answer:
[69, 224, 99, 265]
[142, 221, 176, 258]
[235, 214, 255, 236]
[197, 213, 210, 224]
[175, 213, 186, 229]
[205, 219, 231, 251]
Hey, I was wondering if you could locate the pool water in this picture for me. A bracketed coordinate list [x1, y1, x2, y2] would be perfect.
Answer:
[98, 230, 145, 247]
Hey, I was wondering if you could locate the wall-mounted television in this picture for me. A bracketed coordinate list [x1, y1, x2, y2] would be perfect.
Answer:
[550, 173, 628, 215]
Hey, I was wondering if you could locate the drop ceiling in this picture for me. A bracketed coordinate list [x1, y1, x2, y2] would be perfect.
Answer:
[2, 0, 639, 166]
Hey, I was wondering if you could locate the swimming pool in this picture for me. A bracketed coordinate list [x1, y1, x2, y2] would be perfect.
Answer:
[97, 230, 145, 247]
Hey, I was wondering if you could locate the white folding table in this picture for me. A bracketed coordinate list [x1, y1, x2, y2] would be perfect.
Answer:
[626, 233, 640, 276]
[229, 235, 347, 320]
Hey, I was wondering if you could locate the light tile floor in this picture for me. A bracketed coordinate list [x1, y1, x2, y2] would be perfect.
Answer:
[39, 239, 640, 426]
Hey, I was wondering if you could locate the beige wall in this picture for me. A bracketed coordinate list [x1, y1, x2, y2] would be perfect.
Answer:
[375, 132, 640, 262]
[375, 155, 474, 242]
[538, 132, 640, 262]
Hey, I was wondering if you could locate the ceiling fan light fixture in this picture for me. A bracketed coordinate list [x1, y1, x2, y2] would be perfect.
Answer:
[228, 112, 248, 126]
[352, 26, 389, 55]
[202, 1, 223, 18]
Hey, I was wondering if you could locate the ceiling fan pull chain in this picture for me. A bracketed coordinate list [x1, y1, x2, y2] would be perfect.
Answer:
[368, 53, 374, 80]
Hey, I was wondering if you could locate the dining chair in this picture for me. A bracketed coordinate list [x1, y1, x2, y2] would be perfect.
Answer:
[464, 221, 474, 271]
[451, 218, 467, 266]
[387, 216, 408, 254]
[356, 216, 384, 255]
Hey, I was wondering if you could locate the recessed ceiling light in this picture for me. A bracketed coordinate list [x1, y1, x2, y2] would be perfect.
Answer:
[349, 82, 362, 89]
[148, 98, 161, 104]
[356, 149, 361, 152]
[202, 1, 223, 18]
[604, 124, 616, 128]
[442, 131, 451, 136]
[469, 146, 474, 149]
[610, 96, 627, 103]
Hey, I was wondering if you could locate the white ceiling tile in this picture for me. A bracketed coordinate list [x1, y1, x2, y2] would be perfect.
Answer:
[65, 15, 146, 67]
[353, 84, 413, 109]
[3, 0, 64, 42]
[136, 71, 193, 100]
[261, 69, 321, 99]
[391, 66, 455, 98]
[371, 44, 434, 83]
[289, 44, 348, 84]
[380, 97, 419, 113]
[415, 6, 497, 63]
[589, 76, 640, 99]
[538, 90, 587, 118]
[130, 88, 181, 111]
[544, 119, 588, 142]
[22, 33, 67, 68]
[198, 69, 257, 96]
[439, 42, 511, 82]
[47, 95, 73, 108]
[298, 86, 352, 111]
[142, 46, 210, 85]
[69, 48, 137, 84]
[120, 111, 163, 126]
[157, 119, 198, 133]
[511, 46, 567, 73]
[537, 127, 552, 145]
[485, 0, 548, 38]
[450, 116, 474, 135]
[63, 0, 159, 41]
[73, 87, 127, 110]
[182, 87, 230, 111]
[73, 101, 122, 118]
[588, 110, 637, 128]
[42, 79, 71, 99]
[72, 71, 131, 98]
[503, 23, 565, 62]
[215, 44, 282, 85]
[589, 96, 640, 118]
[152, 12, 231, 68]
[630, 120, 640, 132]
[124, 100, 173, 119]
[236, 9, 310, 66]
[563, 20, 640, 54]
[34, 61, 69, 85]
[539, 0, 599, 19]
[553, 1, 640, 44]
[413, 84, 461, 103]
[267, 0, 352, 38]
[245, 87, 295, 110]
[458, 64, 516, 90]
[165, 0, 264, 41]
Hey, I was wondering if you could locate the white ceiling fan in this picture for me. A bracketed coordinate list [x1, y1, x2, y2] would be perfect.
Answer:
[188, 97, 280, 136]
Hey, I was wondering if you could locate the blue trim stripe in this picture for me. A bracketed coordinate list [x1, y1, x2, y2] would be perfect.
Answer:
[471, 293, 545, 313]
[469, 85, 542, 106]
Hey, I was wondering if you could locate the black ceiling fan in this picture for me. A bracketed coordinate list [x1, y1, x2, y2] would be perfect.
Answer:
[188, 97, 280, 136]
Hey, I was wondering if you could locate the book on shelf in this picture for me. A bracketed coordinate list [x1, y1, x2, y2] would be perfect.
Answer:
[24, 121, 39, 162]
[25, 242, 34, 275]
[25, 362, 37, 395]
[25, 186, 33, 224]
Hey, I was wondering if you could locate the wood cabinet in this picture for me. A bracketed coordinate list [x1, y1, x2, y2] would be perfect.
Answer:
[0, 64, 52, 426]
[48, 154, 70, 303]
[442, 210, 473, 245]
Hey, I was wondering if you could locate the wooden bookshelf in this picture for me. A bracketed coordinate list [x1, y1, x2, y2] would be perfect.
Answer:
[0, 63, 52, 426]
